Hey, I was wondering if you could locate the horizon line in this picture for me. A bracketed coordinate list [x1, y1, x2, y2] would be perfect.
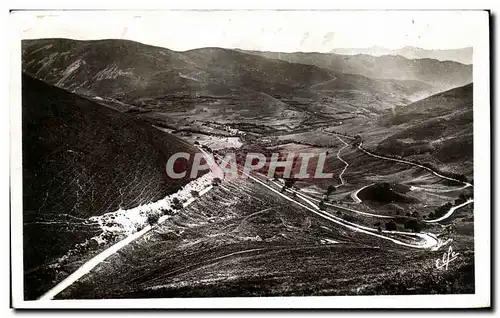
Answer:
[21, 37, 473, 64]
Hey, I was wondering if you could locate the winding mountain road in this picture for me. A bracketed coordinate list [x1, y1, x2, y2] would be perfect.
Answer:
[357, 143, 473, 188]
[323, 128, 473, 187]
[216, 156, 442, 250]
[322, 129, 474, 221]
[40, 131, 470, 300]
[39, 149, 221, 300]
[253, 174, 439, 249]
[335, 136, 350, 187]
[424, 199, 474, 223]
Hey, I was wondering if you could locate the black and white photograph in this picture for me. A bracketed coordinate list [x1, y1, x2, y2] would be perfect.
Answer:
[9, 9, 491, 309]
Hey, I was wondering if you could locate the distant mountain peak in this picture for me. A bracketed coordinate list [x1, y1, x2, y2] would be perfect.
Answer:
[330, 46, 472, 64]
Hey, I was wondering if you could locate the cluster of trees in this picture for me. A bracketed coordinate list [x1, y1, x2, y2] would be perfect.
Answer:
[333, 210, 355, 223]
[432, 202, 453, 219]
[149, 185, 213, 227]
[284, 178, 297, 188]
[427, 192, 472, 220]
[147, 187, 210, 227]
[171, 197, 184, 210]
[145, 205, 177, 226]
[318, 200, 326, 210]
[404, 219, 422, 233]
[281, 178, 297, 193]
[327, 130, 352, 138]
[385, 220, 398, 231]
[325, 185, 336, 198]
[212, 177, 222, 186]
[380, 219, 422, 233]
[268, 138, 325, 148]
[201, 145, 213, 153]
[147, 211, 160, 226]
[455, 192, 472, 205]
[174, 127, 235, 138]
[202, 121, 245, 136]
[405, 211, 420, 218]
[342, 134, 362, 147]
[341, 213, 356, 223]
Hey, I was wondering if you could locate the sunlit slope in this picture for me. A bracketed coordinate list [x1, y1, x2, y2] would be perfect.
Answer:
[375, 83, 473, 176]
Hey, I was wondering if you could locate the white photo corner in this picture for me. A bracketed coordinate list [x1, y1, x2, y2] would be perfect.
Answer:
[9, 9, 490, 309]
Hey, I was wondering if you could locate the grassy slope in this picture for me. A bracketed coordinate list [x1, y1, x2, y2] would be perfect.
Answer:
[375, 83, 473, 176]
[56, 178, 474, 299]
[22, 73, 199, 298]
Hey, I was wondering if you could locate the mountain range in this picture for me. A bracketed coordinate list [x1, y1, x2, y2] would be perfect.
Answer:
[237, 49, 472, 91]
[330, 46, 472, 65]
[22, 38, 472, 121]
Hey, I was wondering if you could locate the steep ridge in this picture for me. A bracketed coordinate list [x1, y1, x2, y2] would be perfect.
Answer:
[22, 73, 200, 298]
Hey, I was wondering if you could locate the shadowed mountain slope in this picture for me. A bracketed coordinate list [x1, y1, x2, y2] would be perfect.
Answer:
[23, 73, 199, 219]
[237, 49, 472, 91]
[23, 73, 199, 294]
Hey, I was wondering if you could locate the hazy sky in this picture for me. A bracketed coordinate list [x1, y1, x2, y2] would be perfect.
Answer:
[14, 10, 484, 52]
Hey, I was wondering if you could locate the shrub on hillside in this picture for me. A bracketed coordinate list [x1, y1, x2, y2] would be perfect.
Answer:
[212, 177, 222, 186]
[342, 214, 356, 223]
[434, 202, 453, 218]
[404, 219, 422, 233]
[385, 220, 397, 231]
[326, 185, 336, 197]
[159, 207, 173, 216]
[284, 178, 297, 189]
[318, 200, 326, 211]
[172, 197, 183, 210]
[147, 212, 160, 226]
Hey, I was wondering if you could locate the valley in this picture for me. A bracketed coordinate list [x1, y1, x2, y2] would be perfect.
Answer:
[21, 38, 475, 300]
